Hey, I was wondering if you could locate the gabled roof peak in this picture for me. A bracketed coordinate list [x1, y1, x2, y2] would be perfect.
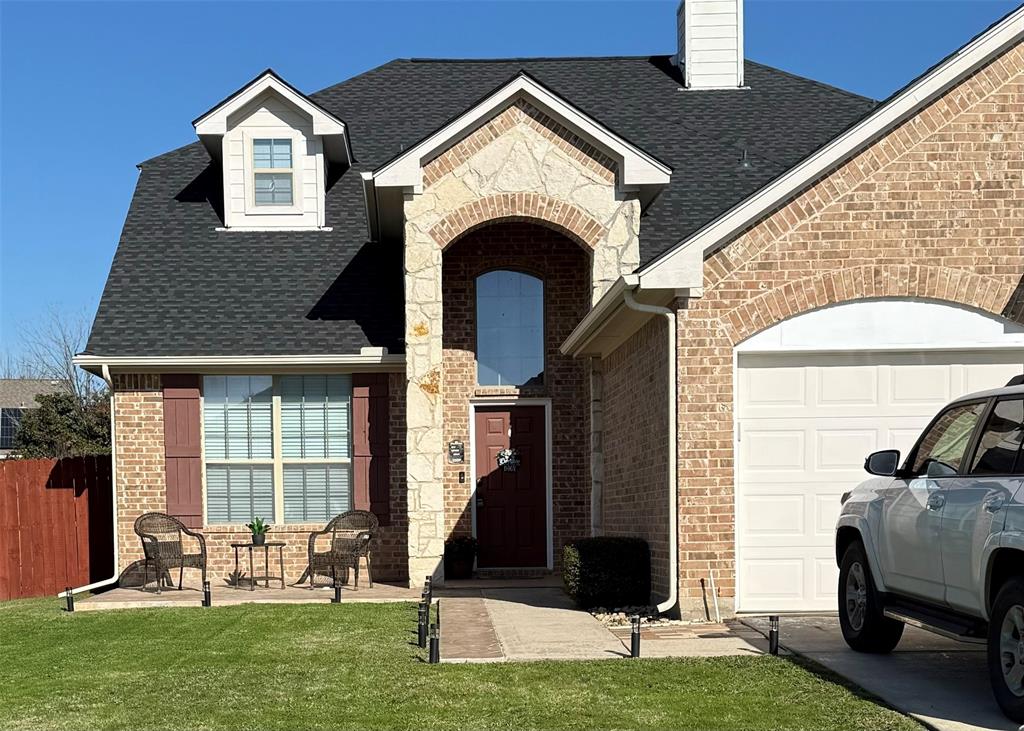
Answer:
[193, 69, 352, 166]
[371, 71, 671, 194]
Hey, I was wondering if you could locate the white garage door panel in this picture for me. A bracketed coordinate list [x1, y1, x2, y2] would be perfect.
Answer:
[736, 352, 1024, 613]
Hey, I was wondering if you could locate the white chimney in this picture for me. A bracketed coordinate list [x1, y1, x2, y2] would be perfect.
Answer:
[677, 0, 744, 89]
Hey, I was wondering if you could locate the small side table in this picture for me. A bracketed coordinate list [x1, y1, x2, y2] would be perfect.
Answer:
[231, 541, 286, 590]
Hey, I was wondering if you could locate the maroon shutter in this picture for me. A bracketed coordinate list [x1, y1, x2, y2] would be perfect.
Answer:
[162, 375, 203, 528]
[352, 374, 390, 526]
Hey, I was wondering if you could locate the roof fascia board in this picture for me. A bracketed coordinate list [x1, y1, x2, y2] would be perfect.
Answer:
[373, 74, 671, 192]
[360, 171, 381, 241]
[639, 6, 1024, 288]
[194, 73, 346, 138]
[561, 276, 636, 357]
[73, 353, 406, 375]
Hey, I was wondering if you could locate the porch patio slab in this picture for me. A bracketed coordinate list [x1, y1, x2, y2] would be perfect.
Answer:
[438, 586, 767, 662]
[77, 580, 422, 611]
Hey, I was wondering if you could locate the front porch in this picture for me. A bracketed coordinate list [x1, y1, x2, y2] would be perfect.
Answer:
[75, 574, 563, 612]
[77, 579, 422, 611]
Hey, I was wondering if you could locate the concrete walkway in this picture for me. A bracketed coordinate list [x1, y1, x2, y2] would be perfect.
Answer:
[746, 615, 1015, 731]
[440, 587, 766, 662]
[481, 587, 627, 661]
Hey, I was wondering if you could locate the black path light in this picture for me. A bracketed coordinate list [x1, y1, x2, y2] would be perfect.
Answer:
[332, 576, 342, 604]
[202, 580, 212, 607]
[428, 623, 440, 664]
[417, 601, 429, 648]
[424, 575, 433, 605]
[64, 587, 74, 613]
[630, 615, 641, 658]
[769, 615, 780, 656]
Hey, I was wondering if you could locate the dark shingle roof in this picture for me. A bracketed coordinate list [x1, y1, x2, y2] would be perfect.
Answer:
[0, 379, 68, 409]
[86, 56, 874, 357]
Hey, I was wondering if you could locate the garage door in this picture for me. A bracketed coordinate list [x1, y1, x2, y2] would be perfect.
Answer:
[735, 350, 1024, 613]
[732, 298, 1024, 613]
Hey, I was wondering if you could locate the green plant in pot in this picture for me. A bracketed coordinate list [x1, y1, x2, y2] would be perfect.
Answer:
[247, 517, 270, 546]
[443, 536, 478, 580]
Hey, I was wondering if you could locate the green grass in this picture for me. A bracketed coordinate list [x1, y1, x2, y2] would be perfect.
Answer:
[0, 597, 920, 731]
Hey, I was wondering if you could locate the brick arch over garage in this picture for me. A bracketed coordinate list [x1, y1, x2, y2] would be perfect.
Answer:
[719, 264, 1016, 347]
[428, 193, 604, 252]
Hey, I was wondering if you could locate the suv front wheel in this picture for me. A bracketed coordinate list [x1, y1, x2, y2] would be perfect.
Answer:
[988, 579, 1024, 722]
[838, 541, 904, 653]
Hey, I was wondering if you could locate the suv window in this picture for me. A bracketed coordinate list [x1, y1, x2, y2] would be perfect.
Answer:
[971, 398, 1024, 475]
[911, 401, 986, 477]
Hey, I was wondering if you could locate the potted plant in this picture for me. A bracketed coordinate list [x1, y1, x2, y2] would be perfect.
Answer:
[443, 536, 478, 580]
[247, 517, 270, 546]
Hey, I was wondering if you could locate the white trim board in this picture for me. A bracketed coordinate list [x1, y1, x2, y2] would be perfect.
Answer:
[194, 70, 348, 153]
[73, 352, 406, 375]
[467, 397, 554, 572]
[640, 6, 1024, 289]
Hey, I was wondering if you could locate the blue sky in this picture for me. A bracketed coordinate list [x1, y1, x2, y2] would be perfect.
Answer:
[0, 0, 1019, 360]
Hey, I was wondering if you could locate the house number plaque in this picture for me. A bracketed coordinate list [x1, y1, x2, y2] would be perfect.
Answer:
[448, 441, 465, 464]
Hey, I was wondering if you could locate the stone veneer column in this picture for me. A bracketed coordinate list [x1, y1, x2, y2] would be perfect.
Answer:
[401, 99, 643, 585]
[404, 194, 447, 586]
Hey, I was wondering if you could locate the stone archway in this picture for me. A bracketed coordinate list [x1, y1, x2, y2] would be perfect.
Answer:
[401, 99, 644, 584]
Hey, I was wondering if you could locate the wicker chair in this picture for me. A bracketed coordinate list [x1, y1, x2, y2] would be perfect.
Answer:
[134, 512, 207, 594]
[305, 510, 378, 588]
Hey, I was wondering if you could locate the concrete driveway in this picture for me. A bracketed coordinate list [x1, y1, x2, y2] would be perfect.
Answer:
[747, 615, 1016, 731]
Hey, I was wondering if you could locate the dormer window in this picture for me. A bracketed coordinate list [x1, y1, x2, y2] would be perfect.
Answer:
[253, 138, 293, 206]
[193, 70, 351, 230]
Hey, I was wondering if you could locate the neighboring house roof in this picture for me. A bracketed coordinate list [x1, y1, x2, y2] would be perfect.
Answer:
[85, 56, 874, 358]
[0, 379, 67, 409]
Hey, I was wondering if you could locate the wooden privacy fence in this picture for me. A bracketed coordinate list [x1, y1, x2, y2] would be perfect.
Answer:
[0, 456, 113, 601]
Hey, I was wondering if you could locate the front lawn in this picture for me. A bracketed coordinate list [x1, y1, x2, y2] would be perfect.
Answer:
[0, 598, 918, 731]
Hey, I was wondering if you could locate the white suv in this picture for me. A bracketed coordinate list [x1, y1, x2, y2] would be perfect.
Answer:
[836, 377, 1024, 722]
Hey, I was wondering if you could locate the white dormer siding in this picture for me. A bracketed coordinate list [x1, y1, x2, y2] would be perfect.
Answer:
[222, 92, 325, 229]
[677, 0, 744, 89]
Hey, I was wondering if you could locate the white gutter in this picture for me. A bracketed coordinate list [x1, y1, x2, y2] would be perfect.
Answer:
[60, 363, 120, 600]
[622, 288, 678, 616]
[73, 351, 406, 373]
[560, 277, 631, 356]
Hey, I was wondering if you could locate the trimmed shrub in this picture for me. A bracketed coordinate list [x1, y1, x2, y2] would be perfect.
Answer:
[563, 537, 651, 609]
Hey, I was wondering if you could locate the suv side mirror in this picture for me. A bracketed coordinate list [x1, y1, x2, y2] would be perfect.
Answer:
[865, 449, 901, 477]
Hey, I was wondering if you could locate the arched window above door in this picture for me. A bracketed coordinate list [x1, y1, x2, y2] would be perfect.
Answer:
[476, 270, 544, 386]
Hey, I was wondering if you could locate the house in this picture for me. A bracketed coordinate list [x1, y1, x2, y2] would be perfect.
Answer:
[77, 1, 1024, 617]
[0, 379, 68, 457]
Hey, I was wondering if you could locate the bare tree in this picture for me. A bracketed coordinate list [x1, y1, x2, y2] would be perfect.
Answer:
[0, 352, 42, 379]
[16, 306, 105, 403]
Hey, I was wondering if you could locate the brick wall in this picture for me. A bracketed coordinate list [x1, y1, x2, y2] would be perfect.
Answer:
[672, 43, 1024, 616]
[601, 316, 670, 601]
[441, 222, 592, 568]
[112, 372, 408, 585]
[113, 374, 165, 571]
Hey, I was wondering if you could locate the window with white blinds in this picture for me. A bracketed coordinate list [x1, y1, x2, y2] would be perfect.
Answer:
[280, 375, 352, 522]
[201, 375, 352, 525]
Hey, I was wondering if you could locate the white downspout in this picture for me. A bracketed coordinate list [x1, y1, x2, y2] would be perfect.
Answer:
[59, 363, 119, 599]
[623, 288, 678, 615]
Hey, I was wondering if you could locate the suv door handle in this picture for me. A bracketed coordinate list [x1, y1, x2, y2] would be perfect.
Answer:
[984, 495, 1006, 513]
[926, 492, 946, 511]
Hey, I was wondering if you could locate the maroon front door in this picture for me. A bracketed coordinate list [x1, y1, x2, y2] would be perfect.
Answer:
[474, 406, 547, 568]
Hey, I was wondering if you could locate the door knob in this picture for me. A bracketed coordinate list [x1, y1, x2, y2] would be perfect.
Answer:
[926, 493, 946, 511]
[984, 495, 1006, 513]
